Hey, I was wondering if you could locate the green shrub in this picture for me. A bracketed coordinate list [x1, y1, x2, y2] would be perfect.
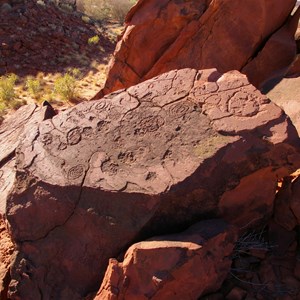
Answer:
[88, 35, 100, 45]
[26, 77, 42, 100]
[0, 73, 18, 103]
[53, 69, 80, 101]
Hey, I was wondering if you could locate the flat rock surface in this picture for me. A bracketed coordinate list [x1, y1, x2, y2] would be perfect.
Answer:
[0, 104, 55, 215]
[5, 68, 300, 299]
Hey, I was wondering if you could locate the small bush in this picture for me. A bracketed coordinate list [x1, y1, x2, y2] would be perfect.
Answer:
[88, 35, 100, 45]
[26, 77, 42, 100]
[53, 69, 80, 101]
[0, 73, 18, 103]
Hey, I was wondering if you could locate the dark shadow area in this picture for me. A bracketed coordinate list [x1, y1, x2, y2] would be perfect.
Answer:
[260, 76, 284, 94]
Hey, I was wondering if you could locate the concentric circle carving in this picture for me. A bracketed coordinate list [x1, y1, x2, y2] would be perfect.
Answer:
[168, 102, 193, 118]
[67, 127, 81, 145]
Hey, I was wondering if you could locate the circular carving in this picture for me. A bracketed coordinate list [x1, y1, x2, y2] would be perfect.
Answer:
[94, 100, 110, 111]
[95, 120, 109, 133]
[168, 102, 192, 118]
[67, 127, 81, 145]
[82, 127, 93, 138]
[68, 165, 85, 180]
[40, 133, 53, 146]
[135, 115, 164, 135]
[228, 92, 259, 117]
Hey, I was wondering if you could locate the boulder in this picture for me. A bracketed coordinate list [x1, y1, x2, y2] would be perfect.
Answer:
[0, 104, 55, 215]
[96, 219, 237, 300]
[97, 0, 298, 97]
[243, 6, 300, 88]
[5, 68, 300, 299]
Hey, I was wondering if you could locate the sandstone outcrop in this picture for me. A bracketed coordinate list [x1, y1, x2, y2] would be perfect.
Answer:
[0, 104, 55, 215]
[97, 0, 299, 96]
[242, 6, 300, 88]
[0, 216, 14, 300]
[0, 104, 54, 299]
[96, 220, 237, 300]
[3, 68, 300, 299]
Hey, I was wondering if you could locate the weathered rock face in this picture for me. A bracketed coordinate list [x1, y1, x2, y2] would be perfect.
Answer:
[97, 0, 298, 97]
[0, 104, 54, 299]
[4, 68, 300, 299]
[96, 219, 237, 300]
[0, 104, 55, 215]
[242, 6, 300, 88]
[0, 216, 14, 300]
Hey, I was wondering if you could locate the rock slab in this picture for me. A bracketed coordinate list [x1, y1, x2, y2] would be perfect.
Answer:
[4, 68, 300, 299]
[96, 219, 237, 300]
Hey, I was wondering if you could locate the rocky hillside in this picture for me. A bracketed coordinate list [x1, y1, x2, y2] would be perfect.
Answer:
[1, 1, 300, 300]
[0, 0, 114, 77]
[0, 0, 119, 111]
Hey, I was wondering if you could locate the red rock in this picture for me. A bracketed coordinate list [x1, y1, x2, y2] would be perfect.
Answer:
[290, 176, 300, 223]
[287, 55, 300, 77]
[226, 287, 247, 300]
[96, 220, 237, 300]
[268, 221, 296, 256]
[273, 177, 297, 231]
[242, 7, 300, 89]
[98, 0, 298, 96]
[0, 104, 55, 216]
[0, 216, 14, 300]
[4, 69, 300, 298]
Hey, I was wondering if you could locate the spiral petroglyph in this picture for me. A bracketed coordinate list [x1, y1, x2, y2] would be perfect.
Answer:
[168, 102, 193, 118]
[94, 100, 110, 111]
